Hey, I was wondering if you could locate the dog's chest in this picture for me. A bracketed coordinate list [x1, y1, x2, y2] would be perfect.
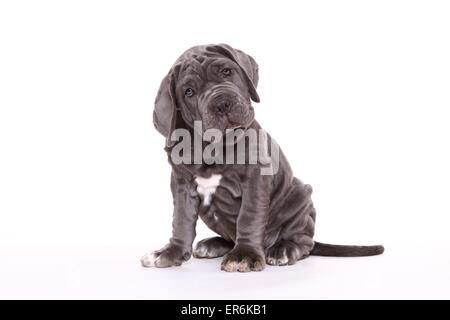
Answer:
[194, 174, 223, 206]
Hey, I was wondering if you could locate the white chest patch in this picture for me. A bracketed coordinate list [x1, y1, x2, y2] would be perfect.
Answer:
[195, 174, 222, 206]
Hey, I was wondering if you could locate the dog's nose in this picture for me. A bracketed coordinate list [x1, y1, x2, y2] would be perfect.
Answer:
[215, 100, 232, 115]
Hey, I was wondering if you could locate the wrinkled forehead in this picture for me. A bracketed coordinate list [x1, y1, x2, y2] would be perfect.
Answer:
[179, 55, 211, 79]
[175, 51, 235, 82]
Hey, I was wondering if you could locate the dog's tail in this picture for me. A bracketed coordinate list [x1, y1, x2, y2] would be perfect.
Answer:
[310, 241, 384, 257]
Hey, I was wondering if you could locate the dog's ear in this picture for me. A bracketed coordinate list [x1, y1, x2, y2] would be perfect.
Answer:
[153, 66, 180, 147]
[206, 44, 260, 103]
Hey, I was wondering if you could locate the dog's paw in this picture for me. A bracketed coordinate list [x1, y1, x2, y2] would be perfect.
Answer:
[221, 245, 265, 272]
[193, 237, 234, 259]
[141, 244, 191, 268]
[265, 240, 306, 266]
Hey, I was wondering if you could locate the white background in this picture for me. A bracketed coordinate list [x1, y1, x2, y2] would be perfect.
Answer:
[1, 0, 449, 299]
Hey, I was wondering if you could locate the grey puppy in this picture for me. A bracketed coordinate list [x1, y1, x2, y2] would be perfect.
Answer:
[141, 44, 384, 272]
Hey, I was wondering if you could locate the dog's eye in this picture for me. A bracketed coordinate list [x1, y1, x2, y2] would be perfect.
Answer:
[221, 68, 232, 77]
[184, 88, 194, 97]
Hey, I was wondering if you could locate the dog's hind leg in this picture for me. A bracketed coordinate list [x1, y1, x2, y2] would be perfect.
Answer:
[265, 223, 315, 266]
[193, 237, 234, 258]
[265, 236, 314, 266]
[265, 182, 316, 266]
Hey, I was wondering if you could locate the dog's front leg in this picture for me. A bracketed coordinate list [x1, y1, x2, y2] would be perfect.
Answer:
[221, 170, 273, 272]
[141, 172, 199, 268]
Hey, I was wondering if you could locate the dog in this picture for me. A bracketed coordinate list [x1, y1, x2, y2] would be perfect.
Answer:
[141, 44, 384, 272]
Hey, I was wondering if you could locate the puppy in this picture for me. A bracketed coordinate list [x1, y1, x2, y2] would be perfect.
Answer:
[141, 44, 383, 272]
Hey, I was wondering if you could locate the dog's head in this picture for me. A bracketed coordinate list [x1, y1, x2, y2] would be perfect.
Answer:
[153, 44, 260, 145]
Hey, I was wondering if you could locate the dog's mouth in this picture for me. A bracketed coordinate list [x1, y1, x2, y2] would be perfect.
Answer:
[200, 105, 254, 131]
[223, 105, 255, 130]
[226, 120, 247, 131]
[202, 119, 254, 146]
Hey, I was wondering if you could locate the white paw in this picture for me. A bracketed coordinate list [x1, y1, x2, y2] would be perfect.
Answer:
[277, 251, 289, 265]
[193, 243, 211, 258]
[140, 251, 159, 267]
[266, 248, 289, 266]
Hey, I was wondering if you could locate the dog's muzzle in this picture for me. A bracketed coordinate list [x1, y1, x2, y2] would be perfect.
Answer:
[199, 83, 254, 131]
